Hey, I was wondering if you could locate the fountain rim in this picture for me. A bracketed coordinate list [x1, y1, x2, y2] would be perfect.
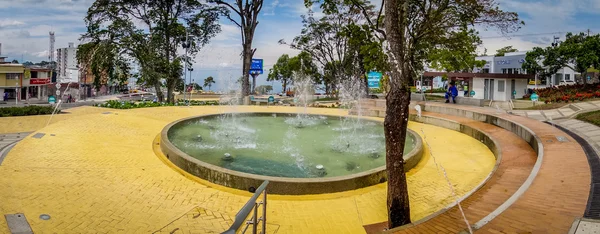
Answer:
[160, 112, 424, 194]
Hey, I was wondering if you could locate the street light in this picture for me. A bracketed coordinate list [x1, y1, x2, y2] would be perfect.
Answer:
[182, 32, 191, 104]
[15, 82, 18, 105]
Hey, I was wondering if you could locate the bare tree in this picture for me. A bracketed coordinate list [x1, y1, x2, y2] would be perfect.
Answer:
[211, 0, 264, 97]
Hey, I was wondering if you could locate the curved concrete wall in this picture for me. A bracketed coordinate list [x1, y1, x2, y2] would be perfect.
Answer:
[160, 113, 424, 195]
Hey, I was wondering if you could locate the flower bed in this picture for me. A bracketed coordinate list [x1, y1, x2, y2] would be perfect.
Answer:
[530, 83, 600, 104]
[98, 100, 219, 109]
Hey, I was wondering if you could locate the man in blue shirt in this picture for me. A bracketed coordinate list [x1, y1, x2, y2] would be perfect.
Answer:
[445, 81, 458, 103]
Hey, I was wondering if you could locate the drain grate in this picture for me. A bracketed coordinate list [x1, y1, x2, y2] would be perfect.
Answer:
[4, 213, 33, 234]
[550, 123, 600, 219]
[32, 133, 45, 139]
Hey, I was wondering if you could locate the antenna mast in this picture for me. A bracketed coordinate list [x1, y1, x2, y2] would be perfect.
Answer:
[49, 31, 55, 64]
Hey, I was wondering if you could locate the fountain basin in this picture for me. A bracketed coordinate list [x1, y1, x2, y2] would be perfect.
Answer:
[160, 113, 423, 195]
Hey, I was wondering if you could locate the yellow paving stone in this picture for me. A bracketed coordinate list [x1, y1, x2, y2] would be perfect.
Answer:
[0, 106, 495, 234]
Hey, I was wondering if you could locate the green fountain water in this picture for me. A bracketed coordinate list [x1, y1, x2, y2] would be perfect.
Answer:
[167, 113, 415, 178]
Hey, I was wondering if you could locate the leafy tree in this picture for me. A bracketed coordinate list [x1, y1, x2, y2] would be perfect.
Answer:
[427, 29, 487, 72]
[523, 32, 600, 84]
[255, 85, 273, 94]
[11, 59, 18, 64]
[83, 0, 223, 103]
[268, 54, 293, 93]
[204, 76, 215, 90]
[211, 0, 264, 97]
[309, 0, 521, 228]
[495, 46, 519, 56]
[23, 61, 34, 66]
[268, 52, 319, 94]
[193, 83, 203, 91]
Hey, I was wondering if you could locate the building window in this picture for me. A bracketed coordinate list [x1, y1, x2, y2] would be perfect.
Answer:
[6, 73, 20, 79]
[498, 80, 505, 92]
[482, 68, 490, 73]
[31, 71, 38, 78]
[565, 74, 571, 80]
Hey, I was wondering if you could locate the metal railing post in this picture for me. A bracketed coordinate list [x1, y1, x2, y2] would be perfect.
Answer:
[253, 203, 258, 234]
[262, 189, 267, 234]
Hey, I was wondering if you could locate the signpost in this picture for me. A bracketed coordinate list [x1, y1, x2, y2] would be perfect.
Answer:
[367, 71, 382, 89]
[530, 93, 539, 102]
[250, 59, 264, 74]
[249, 59, 263, 94]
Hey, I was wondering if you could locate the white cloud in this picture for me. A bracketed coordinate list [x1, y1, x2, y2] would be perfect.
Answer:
[263, 0, 280, 16]
[0, 19, 25, 28]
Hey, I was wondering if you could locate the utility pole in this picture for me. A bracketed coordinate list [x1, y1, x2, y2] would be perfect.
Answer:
[182, 32, 190, 105]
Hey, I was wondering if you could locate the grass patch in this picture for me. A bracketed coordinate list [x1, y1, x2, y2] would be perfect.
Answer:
[314, 97, 339, 102]
[577, 110, 600, 127]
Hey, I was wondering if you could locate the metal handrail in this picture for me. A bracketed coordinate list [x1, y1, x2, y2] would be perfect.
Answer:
[222, 181, 269, 234]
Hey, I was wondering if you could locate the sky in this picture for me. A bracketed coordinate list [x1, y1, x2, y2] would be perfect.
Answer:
[0, 0, 599, 92]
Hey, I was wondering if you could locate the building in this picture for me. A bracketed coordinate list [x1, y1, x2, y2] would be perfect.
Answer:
[26, 66, 52, 100]
[56, 42, 77, 83]
[423, 72, 534, 102]
[0, 57, 28, 102]
[475, 51, 576, 88]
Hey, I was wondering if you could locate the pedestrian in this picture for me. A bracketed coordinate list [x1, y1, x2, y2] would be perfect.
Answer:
[445, 81, 458, 104]
[3, 92, 7, 101]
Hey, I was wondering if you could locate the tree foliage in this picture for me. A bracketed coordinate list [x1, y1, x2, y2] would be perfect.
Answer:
[204, 76, 216, 90]
[309, 0, 522, 228]
[495, 45, 519, 56]
[523, 32, 600, 84]
[83, 0, 223, 102]
[268, 52, 319, 93]
[427, 29, 487, 72]
[255, 85, 273, 94]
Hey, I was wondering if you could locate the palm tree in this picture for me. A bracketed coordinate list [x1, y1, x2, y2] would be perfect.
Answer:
[204, 76, 215, 91]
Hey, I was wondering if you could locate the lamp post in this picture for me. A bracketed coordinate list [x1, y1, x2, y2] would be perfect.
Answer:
[188, 67, 193, 106]
[15, 82, 18, 105]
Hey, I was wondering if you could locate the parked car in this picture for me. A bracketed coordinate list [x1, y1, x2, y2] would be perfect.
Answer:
[559, 80, 576, 86]
[119, 92, 157, 101]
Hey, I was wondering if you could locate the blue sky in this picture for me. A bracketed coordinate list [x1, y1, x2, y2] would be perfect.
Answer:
[0, 0, 598, 92]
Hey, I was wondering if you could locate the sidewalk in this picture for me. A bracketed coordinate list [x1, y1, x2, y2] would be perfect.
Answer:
[509, 100, 600, 121]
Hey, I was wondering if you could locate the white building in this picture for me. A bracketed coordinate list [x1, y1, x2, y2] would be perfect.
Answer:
[56, 42, 77, 83]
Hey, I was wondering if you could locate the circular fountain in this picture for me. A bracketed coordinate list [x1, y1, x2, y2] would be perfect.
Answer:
[161, 113, 423, 195]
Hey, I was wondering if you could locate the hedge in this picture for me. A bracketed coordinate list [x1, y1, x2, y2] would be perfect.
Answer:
[0, 106, 59, 117]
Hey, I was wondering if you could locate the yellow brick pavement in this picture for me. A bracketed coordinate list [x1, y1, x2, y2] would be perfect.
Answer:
[0, 106, 495, 233]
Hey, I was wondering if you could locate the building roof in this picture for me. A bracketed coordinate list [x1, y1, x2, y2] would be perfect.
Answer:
[423, 72, 535, 79]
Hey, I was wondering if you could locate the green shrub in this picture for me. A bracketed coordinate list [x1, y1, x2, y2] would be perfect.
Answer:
[0, 106, 59, 117]
[98, 99, 220, 109]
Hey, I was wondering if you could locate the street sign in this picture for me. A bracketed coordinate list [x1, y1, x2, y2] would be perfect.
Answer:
[470, 90, 476, 96]
[367, 71, 382, 89]
[513, 90, 517, 95]
[56, 83, 61, 89]
[531, 93, 539, 102]
[268, 96, 275, 103]
[249, 59, 263, 74]
[48, 96, 56, 104]
[55, 90, 61, 96]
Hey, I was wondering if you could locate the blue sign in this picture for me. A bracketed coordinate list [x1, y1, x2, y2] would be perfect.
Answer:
[470, 90, 475, 96]
[531, 93, 539, 102]
[48, 96, 56, 104]
[367, 71, 382, 89]
[268, 96, 275, 103]
[250, 59, 263, 74]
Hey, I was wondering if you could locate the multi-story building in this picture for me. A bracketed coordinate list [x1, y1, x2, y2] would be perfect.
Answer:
[56, 42, 78, 83]
[475, 51, 576, 88]
[0, 56, 28, 102]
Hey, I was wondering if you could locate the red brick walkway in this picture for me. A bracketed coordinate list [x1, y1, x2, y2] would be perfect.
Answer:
[364, 103, 590, 233]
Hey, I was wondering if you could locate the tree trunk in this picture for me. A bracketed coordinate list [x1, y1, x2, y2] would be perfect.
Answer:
[282, 80, 287, 94]
[166, 79, 176, 103]
[242, 44, 252, 97]
[384, 0, 412, 228]
[154, 80, 164, 102]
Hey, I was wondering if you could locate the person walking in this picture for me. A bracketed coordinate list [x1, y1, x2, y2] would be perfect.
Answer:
[445, 81, 458, 104]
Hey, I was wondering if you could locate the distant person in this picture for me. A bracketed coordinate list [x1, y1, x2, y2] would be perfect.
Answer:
[445, 81, 458, 104]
